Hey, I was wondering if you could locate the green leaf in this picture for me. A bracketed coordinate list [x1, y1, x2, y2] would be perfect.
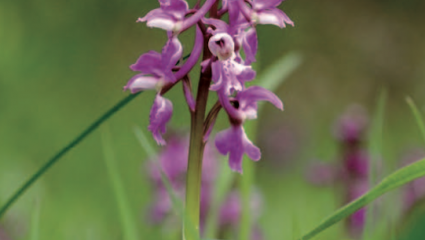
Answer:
[299, 157, 425, 240]
[406, 96, 425, 145]
[101, 127, 139, 240]
[239, 52, 302, 240]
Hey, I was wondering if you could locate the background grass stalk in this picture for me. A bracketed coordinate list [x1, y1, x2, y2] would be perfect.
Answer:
[0, 92, 141, 219]
[299, 157, 425, 240]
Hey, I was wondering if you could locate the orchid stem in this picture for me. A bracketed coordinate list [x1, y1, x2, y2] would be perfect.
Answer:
[0, 92, 141, 219]
[184, 29, 213, 239]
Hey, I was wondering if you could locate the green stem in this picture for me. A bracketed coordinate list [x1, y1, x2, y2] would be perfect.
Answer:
[0, 92, 141, 219]
[184, 34, 212, 239]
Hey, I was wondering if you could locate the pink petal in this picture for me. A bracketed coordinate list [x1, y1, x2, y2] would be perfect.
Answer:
[148, 95, 173, 145]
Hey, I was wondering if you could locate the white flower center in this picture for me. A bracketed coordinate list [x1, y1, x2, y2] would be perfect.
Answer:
[208, 33, 235, 61]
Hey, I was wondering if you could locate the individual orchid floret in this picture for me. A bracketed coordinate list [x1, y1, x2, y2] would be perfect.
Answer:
[204, 16, 256, 64]
[208, 33, 235, 61]
[148, 95, 173, 145]
[125, 36, 182, 93]
[238, 0, 294, 28]
[215, 125, 260, 173]
[208, 33, 256, 96]
[225, 86, 284, 120]
[138, 0, 189, 32]
[215, 86, 283, 173]
[124, 36, 182, 144]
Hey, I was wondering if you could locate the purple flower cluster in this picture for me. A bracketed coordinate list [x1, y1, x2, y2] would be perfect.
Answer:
[125, 0, 292, 173]
[307, 105, 371, 238]
[147, 134, 263, 239]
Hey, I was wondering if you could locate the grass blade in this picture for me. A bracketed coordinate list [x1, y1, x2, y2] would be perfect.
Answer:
[101, 127, 139, 240]
[29, 199, 41, 240]
[299, 157, 425, 240]
[406, 96, 425, 145]
[0, 92, 141, 219]
[363, 89, 387, 238]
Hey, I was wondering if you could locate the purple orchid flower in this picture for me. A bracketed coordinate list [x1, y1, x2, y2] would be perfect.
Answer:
[215, 86, 283, 173]
[138, 0, 189, 32]
[207, 32, 256, 98]
[124, 36, 182, 145]
[128, 0, 292, 174]
[215, 125, 261, 173]
[238, 0, 294, 28]
[306, 105, 372, 238]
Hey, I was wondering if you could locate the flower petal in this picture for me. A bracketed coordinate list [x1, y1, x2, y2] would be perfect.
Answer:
[237, 86, 283, 111]
[148, 95, 173, 145]
[162, 36, 183, 70]
[252, 0, 283, 10]
[139, 9, 178, 31]
[215, 125, 261, 173]
[242, 28, 258, 65]
[124, 74, 160, 93]
[256, 8, 294, 28]
[130, 50, 162, 74]
[160, 0, 189, 19]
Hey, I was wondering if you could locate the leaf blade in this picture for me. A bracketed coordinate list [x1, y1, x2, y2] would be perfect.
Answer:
[299, 157, 425, 240]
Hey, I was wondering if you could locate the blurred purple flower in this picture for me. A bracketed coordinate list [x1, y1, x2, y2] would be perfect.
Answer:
[148, 134, 217, 223]
[333, 105, 369, 144]
[306, 161, 339, 186]
[219, 190, 264, 240]
[307, 105, 371, 238]
[147, 133, 264, 239]
[0, 227, 10, 240]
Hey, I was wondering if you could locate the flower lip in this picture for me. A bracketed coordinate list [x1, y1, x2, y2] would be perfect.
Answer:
[208, 33, 235, 61]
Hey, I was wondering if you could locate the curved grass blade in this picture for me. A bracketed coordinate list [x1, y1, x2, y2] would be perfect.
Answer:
[406, 96, 425, 145]
[299, 157, 425, 240]
[101, 127, 139, 240]
[0, 92, 141, 219]
[239, 52, 302, 240]
[363, 89, 387, 238]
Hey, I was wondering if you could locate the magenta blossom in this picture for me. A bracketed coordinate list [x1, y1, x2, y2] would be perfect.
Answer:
[138, 0, 189, 32]
[127, 0, 293, 173]
[215, 86, 283, 173]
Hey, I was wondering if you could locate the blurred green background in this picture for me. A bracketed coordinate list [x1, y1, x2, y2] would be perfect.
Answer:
[1, 0, 425, 239]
